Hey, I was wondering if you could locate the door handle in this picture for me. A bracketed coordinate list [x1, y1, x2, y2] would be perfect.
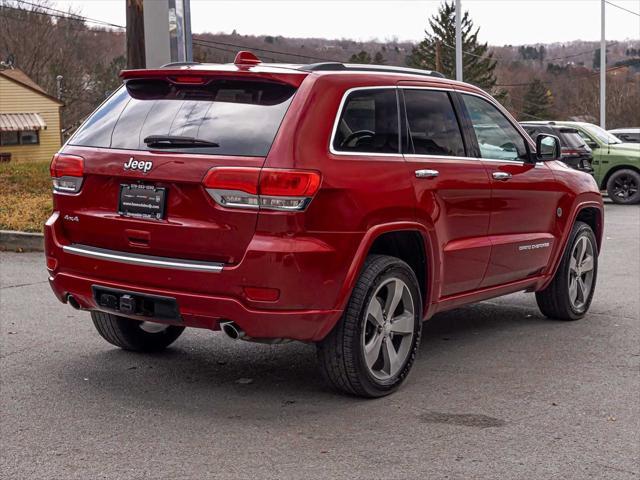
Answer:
[492, 172, 512, 181]
[415, 169, 439, 178]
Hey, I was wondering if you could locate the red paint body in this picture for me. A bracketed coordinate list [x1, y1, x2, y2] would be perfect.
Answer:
[45, 64, 604, 341]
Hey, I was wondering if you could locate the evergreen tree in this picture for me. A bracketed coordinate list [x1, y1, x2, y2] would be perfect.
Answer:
[406, 1, 498, 91]
[522, 78, 553, 119]
[373, 51, 386, 65]
[349, 50, 372, 64]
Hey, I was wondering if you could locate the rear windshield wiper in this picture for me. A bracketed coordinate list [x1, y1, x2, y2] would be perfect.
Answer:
[144, 135, 219, 148]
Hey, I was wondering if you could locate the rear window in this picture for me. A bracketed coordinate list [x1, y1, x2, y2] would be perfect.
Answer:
[69, 79, 296, 157]
[557, 128, 586, 148]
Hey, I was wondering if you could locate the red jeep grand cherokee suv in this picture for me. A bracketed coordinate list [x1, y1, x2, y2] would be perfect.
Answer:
[45, 52, 603, 397]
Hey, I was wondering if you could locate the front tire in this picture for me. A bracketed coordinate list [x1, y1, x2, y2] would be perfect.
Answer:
[536, 221, 598, 320]
[606, 169, 640, 204]
[317, 255, 422, 398]
[91, 311, 185, 352]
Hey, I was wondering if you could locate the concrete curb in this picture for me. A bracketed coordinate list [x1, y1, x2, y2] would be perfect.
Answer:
[0, 230, 44, 252]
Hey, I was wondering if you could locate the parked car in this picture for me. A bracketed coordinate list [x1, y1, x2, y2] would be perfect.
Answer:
[523, 121, 640, 204]
[608, 128, 640, 144]
[520, 122, 593, 173]
[45, 52, 604, 397]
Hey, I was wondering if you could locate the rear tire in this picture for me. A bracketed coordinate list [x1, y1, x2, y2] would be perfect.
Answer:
[536, 221, 598, 320]
[606, 169, 640, 204]
[91, 311, 185, 352]
[317, 255, 422, 398]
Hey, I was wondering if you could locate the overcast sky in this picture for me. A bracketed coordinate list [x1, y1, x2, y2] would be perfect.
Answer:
[56, 0, 640, 45]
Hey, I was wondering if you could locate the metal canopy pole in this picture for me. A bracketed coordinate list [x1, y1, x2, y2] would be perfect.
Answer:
[600, 0, 606, 128]
[455, 0, 463, 82]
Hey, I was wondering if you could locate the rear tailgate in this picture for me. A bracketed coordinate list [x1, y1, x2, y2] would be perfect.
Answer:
[57, 146, 262, 264]
[54, 68, 305, 264]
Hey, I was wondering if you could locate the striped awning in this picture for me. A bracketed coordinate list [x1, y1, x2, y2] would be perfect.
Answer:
[0, 113, 47, 132]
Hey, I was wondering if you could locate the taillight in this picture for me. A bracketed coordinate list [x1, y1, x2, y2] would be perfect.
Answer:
[50, 153, 84, 193]
[202, 167, 321, 211]
[561, 148, 581, 157]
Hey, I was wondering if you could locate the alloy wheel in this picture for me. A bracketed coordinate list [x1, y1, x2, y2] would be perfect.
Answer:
[568, 235, 595, 311]
[362, 278, 415, 380]
[611, 173, 638, 200]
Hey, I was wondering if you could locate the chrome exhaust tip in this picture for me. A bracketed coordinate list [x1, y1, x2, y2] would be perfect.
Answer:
[220, 321, 245, 340]
[67, 294, 81, 310]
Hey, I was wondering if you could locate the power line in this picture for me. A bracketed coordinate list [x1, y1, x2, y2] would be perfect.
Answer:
[193, 39, 277, 62]
[495, 63, 631, 88]
[545, 42, 618, 62]
[0, 10, 103, 32]
[441, 41, 487, 59]
[193, 36, 342, 63]
[605, 0, 640, 17]
[509, 108, 548, 121]
[15, 0, 125, 27]
[3, 1, 124, 29]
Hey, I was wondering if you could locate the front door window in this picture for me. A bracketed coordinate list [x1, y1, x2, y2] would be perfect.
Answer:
[462, 94, 528, 161]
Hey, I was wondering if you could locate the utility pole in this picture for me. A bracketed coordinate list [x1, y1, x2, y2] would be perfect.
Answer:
[126, 0, 146, 69]
[455, 0, 463, 82]
[600, 0, 606, 128]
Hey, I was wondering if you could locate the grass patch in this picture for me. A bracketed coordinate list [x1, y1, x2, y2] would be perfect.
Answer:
[0, 161, 52, 232]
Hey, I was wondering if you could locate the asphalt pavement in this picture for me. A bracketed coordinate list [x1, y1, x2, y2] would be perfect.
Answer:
[1, 203, 639, 480]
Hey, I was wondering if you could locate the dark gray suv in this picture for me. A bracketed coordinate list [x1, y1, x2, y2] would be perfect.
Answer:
[521, 122, 593, 173]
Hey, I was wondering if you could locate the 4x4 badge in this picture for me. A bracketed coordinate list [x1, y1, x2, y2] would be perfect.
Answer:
[124, 157, 153, 173]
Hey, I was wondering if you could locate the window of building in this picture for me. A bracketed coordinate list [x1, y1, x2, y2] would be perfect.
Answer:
[19, 130, 39, 144]
[0, 130, 40, 146]
[1, 131, 19, 146]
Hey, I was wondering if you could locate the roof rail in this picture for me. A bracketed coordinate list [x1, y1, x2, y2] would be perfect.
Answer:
[300, 62, 446, 79]
[160, 61, 202, 68]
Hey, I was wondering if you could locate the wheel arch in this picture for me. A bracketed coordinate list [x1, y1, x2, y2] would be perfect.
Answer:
[368, 230, 428, 305]
[315, 222, 438, 341]
[539, 199, 604, 291]
[575, 206, 604, 251]
[600, 164, 640, 190]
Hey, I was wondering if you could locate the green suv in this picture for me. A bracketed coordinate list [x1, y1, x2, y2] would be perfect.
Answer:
[525, 121, 640, 204]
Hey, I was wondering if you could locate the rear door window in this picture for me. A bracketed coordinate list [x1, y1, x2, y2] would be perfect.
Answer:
[69, 79, 296, 157]
[332, 88, 399, 154]
[403, 89, 465, 157]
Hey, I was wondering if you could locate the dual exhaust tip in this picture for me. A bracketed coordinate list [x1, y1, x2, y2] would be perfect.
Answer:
[67, 297, 249, 341]
[66, 294, 247, 342]
[220, 321, 246, 340]
[67, 294, 81, 310]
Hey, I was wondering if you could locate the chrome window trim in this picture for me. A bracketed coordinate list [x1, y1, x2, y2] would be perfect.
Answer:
[405, 154, 543, 167]
[404, 154, 473, 162]
[329, 85, 458, 158]
[329, 86, 402, 158]
[328, 84, 538, 164]
[63, 244, 224, 272]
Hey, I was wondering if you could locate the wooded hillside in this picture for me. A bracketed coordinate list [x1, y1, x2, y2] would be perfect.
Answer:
[1, 0, 638, 135]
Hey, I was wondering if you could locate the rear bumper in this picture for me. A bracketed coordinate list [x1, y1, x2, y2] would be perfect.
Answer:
[45, 212, 356, 341]
[48, 271, 341, 341]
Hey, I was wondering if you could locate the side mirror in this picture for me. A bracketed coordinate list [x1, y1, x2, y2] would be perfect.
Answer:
[586, 140, 598, 149]
[536, 134, 561, 161]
